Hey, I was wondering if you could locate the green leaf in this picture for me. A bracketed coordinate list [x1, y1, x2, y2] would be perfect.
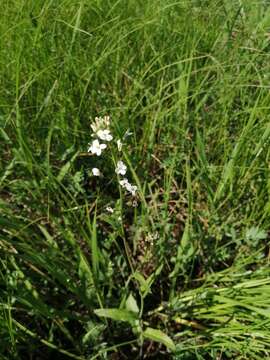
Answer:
[132, 272, 151, 296]
[246, 227, 267, 241]
[0, 128, 11, 143]
[57, 151, 79, 182]
[78, 253, 94, 287]
[143, 327, 176, 352]
[82, 321, 105, 345]
[94, 308, 138, 323]
[91, 206, 99, 279]
[125, 294, 139, 314]
[133, 272, 148, 288]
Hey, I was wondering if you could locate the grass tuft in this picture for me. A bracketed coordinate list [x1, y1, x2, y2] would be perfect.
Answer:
[1, 0, 270, 358]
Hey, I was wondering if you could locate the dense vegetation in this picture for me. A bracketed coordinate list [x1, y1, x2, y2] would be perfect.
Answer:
[1, 1, 270, 359]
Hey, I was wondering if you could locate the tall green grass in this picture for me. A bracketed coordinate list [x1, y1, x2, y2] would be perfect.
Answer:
[1, 0, 270, 358]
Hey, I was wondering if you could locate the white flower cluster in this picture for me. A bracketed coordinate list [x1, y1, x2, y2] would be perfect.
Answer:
[90, 115, 110, 133]
[88, 116, 113, 158]
[145, 232, 159, 245]
[88, 116, 114, 174]
[115, 160, 137, 196]
[115, 160, 127, 175]
[87, 115, 137, 211]
[119, 177, 137, 196]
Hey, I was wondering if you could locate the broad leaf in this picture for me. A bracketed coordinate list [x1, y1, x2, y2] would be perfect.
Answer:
[94, 308, 138, 323]
[143, 327, 176, 352]
[126, 294, 139, 314]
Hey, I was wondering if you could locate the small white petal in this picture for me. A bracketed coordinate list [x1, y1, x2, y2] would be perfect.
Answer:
[106, 206, 114, 213]
[125, 182, 132, 191]
[119, 178, 129, 187]
[130, 186, 137, 196]
[88, 146, 94, 154]
[97, 130, 104, 138]
[125, 183, 137, 196]
[92, 168, 101, 176]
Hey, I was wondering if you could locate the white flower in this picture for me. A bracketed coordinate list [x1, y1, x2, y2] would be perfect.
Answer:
[97, 129, 113, 141]
[88, 139, 107, 156]
[91, 116, 111, 133]
[119, 178, 137, 196]
[117, 139, 122, 151]
[92, 168, 101, 176]
[106, 206, 114, 213]
[126, 183, 137, 196]
[119, 178, 129, 187]
[115, 160, 127, 175]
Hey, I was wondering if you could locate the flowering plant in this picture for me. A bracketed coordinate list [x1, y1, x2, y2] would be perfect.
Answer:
[87, 115, 138, 211]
